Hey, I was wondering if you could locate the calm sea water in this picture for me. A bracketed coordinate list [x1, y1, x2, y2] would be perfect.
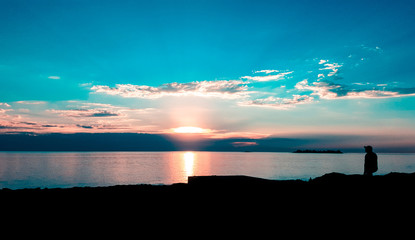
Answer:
[0, 151, 414, 189]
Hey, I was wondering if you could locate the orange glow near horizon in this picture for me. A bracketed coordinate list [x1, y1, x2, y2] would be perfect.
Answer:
[172, 126, 211, 134]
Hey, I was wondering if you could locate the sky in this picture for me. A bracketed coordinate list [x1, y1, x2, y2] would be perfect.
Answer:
[1, 0, 415, 151]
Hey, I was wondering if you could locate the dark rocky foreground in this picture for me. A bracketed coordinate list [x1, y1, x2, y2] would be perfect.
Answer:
[2, 172, 415, 235]
[2, 172, 415, 202]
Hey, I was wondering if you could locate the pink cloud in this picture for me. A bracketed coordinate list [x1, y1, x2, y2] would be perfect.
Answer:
[50, 109, 120, 118]
[207, 131, 270, 139]
[0, 102, 11, 107]
[232, 141, 258, 147]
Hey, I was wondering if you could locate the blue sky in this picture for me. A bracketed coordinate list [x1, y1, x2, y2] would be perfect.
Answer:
[1, 0, 415, 150]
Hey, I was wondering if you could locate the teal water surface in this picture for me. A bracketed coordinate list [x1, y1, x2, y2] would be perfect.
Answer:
[0, 151, 414, 189]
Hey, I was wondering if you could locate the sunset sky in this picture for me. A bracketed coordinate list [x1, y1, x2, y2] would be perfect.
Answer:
[1, 0, 415, 150]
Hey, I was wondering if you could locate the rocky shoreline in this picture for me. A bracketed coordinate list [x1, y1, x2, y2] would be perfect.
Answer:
[2, 172, 414, 197]
[2, 172, 415, 222]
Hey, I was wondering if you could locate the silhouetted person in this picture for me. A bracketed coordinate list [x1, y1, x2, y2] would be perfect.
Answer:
[364, 146, 378, 176]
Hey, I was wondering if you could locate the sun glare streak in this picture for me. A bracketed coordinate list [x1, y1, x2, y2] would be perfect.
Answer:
[173, 126, 211, 134]
[183, 152, 195, 177]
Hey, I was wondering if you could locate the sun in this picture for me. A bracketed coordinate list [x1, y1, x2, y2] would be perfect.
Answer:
[172, 126, 211, 134]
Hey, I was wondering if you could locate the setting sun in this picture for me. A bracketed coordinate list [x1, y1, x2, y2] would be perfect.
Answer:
[172, 126, 211, 134]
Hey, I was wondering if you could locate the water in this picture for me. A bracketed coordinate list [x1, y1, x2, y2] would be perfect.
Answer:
[0, 151, 414, 189]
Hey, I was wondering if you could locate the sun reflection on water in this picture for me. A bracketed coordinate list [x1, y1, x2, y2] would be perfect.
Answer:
[183, 151, 195, 177]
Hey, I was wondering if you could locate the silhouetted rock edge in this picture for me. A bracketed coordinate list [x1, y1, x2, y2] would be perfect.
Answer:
[1, 172, 414, 195]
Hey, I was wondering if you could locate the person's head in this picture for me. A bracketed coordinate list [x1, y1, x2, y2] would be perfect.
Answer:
[364, 145, 373, 153]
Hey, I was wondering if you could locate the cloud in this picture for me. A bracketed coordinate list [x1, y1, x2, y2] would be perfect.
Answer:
[232, 141, 258, 147]
[0, 119, 63, 132]
[295, 79, 340, 99]
[76, 124, 94, 129]
[361, 44, 383, 53]
[0, 118, 133, 133]
[241, 71, 293, 82]
[296, 79, 415, 99]
[0, 103, 11, 107]
[88, 110, 119, 117]
[240, 94, 314, 109]
[342, 90, 415, 99]
[15, 101, 47, 105]
[48, 76, 61, 80]
[208, 131, 270, 139]
[254, 70, 280, 74]
[319, 61, 342, 77]
[352, 82, 371, 86]
[50, 109, 120, 118]
[91, 80, 249, 99]
[0, 100, 158, 134]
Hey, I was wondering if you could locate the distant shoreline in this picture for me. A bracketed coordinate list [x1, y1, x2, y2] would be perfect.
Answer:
[1, 150, 415, 153]
[293, 149, 343, 154]
[1, 133, 414, 153]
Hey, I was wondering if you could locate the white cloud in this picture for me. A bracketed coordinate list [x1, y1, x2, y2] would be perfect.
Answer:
[342, 90, 415, 99]
[295, 79, 339, 99]
[240, 94, 314, 109]
[48, 76, 61, 80]
[15, 101, 47, 105]
[296, 79, 415, 100]
[352, 82, 371, 86]
[241, 71, 293, 82]
[79, 82, 92, 87]
[91, 80, 250, 99]
[319, 62, 342, 77]
[361, 44, 383, 53]
[254, 70, 279, 74]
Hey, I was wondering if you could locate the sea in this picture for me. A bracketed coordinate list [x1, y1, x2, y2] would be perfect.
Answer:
[0, 151, 414, 189]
